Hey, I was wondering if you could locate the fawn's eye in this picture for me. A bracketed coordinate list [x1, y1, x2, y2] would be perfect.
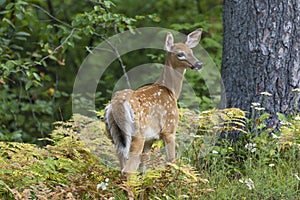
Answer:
[176, 52, 186, 60]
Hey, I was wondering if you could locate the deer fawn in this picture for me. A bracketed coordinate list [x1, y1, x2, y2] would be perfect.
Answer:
[105, 29, 203, 176]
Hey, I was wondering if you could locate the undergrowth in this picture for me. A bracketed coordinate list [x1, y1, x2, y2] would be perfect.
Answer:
[0, 109, 299, 199]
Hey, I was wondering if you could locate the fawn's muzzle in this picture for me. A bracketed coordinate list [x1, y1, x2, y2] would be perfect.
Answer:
[192, 61, 203, 70]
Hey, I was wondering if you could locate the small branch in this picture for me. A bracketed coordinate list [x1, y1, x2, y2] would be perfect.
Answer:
[32, 4, 73, 28]
[31, 3, 78, 64]
[94, 32, 132, 89]
[39, 28, 77, 64]
[2, 182, 22, 200]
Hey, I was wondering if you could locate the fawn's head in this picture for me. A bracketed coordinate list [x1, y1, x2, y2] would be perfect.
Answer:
[164, 29, 203, 70]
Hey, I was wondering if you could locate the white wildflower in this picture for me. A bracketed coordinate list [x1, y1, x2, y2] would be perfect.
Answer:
[212, 150, 219, 154]
[245, 143, 257, 153]
[201, 110, 211, 114]
[294, 174, 300, 181]
[260, 92, 272, 96]
[280, 121, 292, 126]
[239, 178, 255, 190]
[190, 133, 202, 138]
[251, 102, 261, 107]
[179, 195, 190, 198]
[196, 115, 203, 120]
[270, 132, 280, 139]
[245, 143, 256, 149]
[292, 88, 300, 93]
[294, 116, 300, 121]
[97, 178, 109, 191]
[254, 107, 265, 111]
[269, 163, 275, 167]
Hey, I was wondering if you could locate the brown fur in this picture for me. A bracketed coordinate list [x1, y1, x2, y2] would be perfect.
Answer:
[105, 29, 203, 176]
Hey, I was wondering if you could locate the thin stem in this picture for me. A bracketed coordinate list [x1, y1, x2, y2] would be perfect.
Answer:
[32, 4, 73, 28]
[38, 28, 77, 64]
[94, 32, 132, 89]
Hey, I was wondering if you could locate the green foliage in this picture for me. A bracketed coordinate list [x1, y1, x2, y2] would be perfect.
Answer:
[0, 115, 123, 199]
[197, 108, 247, 134]
[125, 162, 211, 199]
[0, 108, 300, 199]
[0, 114, 212, 199]
[0, 0, 223, 142]
[2, 0, 298, 199]
[185, 109, 300, 199]
[0, 0, 150, 143]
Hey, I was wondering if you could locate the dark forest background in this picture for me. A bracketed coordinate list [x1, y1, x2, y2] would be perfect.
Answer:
[0, 0, 223, 143]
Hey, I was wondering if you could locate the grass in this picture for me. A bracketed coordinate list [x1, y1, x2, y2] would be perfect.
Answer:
[0, 110, 299, 199]
[200, 143, 299, 199]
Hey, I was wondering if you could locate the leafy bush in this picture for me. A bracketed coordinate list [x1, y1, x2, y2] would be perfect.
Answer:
[0, 0, 149, 143]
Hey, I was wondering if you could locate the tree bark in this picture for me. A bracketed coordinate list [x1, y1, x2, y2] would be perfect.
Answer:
[222, 0, 300, 128]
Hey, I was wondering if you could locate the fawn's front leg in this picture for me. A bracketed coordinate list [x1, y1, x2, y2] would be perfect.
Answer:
[122, 136, 145, 177]
[141, 140, 154, 173]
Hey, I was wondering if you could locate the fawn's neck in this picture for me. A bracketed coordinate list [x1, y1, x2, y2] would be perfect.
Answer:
[155, 58, 185, 100]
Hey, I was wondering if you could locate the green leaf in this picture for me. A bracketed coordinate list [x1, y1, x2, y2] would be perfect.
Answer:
[15, 13, 24, 20]
[33, 72, 41, 81]
[277, 112, 287, 121]
[0, 180, 5, 186]
[103, 0, 115, 8]
[258, 113, 270, 122]
[25, 81, 33, 90]
[15, 37, 27, 41]
[3, 18, 15, 28]
[15, 31, 30, 37]
[10, 44, 23, 51]
[5, 3, 14, 10]
[0, 10, 9, 15]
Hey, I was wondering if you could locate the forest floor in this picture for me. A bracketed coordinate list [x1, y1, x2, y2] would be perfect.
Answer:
[0, 109, 299, 199]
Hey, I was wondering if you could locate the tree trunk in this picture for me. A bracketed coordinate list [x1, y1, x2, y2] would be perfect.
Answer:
[222, 0, 300, 129]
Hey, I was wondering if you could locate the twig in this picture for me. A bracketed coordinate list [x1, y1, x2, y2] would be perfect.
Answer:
[39, 28, 77, 64]
[31, 3, 78, 64]
[2, 182, 22, 200]
[94, 32, 132, 89]
[32, 4, 73, 28]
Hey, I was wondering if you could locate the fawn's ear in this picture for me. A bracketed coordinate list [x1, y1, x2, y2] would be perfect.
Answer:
[164, 32, 174, 52]
[184, 28, 202, 48]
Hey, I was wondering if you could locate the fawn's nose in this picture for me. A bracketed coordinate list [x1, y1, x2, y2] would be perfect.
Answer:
[192, 61, 203, 70]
